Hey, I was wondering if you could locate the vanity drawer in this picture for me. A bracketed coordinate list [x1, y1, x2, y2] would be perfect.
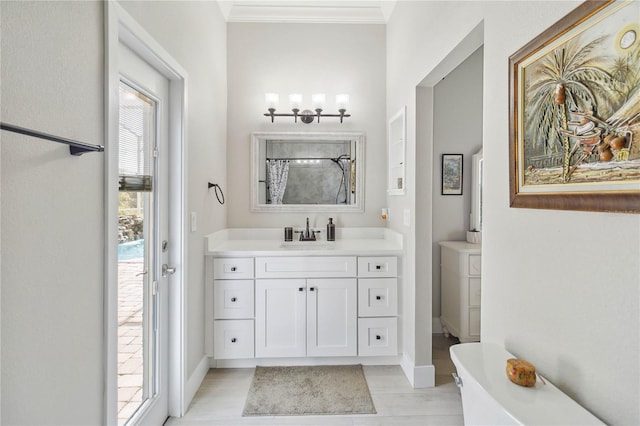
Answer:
[214, 280, 254, 319]
[358, 278, 397, 317]
[213, 258, 254, 279]
[468, 277, 481, 307]
[468, 308, 481, 337]
[214, 320, 254, 359]
[468, 254, 481, 276]
[255, 256, 357, 278]
[358, 257, 397, 277]
[358, 317, 398, 356]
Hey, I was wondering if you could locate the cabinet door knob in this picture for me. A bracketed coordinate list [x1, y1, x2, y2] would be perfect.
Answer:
[231, 297, 237, 302]
[309, 287, 315, 291]
[299, 287, 305, 292]
[231, 337, 237, 343]
[375, 335, 382, 340]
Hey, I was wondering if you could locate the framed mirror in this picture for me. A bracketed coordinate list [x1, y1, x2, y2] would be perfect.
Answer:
[251, 132, 365, 212]
[470, 148, 483, 232]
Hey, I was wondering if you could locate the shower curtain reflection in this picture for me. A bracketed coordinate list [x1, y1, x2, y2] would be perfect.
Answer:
[267, 160, 289, 204]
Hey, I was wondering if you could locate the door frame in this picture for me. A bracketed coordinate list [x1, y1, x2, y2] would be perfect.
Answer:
[105, 2, 188, 423]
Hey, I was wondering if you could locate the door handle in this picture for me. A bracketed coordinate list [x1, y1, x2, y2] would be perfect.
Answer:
[162, 264, 176, 277]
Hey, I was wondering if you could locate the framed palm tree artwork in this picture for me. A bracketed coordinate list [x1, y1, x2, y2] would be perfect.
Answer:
[509, 0, 640, 213]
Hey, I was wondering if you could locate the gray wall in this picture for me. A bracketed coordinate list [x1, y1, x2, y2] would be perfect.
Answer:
[387, 1, 639, 424]
[1, 1, 227, 423]
[119, 0, 228, 389]
[1, 2, 104, 423]
[432, 47, 483, 322]
[226, 23, 386, 230]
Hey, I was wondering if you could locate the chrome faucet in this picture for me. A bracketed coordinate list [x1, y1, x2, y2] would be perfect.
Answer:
[298, 217, 318, 241]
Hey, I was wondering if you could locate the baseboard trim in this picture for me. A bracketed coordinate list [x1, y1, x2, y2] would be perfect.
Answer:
[400, 353, 435, 388]
[211, 355, 402, 369]
[184, 355, 209, 414]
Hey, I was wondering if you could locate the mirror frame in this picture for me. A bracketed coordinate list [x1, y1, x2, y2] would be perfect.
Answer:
[251, 131, 365, 213]
[470, 148, 483, 232]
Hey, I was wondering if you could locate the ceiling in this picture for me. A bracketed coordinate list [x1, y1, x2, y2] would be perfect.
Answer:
[216, 0, 397, 24]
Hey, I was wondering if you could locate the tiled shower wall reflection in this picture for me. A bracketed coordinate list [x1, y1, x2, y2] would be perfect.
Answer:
[266, 141, 352, 204]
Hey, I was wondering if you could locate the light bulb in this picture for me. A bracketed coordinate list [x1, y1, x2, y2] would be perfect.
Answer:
[289, 94, 303, 110]
[336, 94, 350, 110]
[312, 93, 326, 110]
[265, 93, 279, 110]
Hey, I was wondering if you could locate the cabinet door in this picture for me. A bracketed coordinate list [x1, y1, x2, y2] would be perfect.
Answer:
[307, 278, 357, 357]
[255, 279, 306, 358]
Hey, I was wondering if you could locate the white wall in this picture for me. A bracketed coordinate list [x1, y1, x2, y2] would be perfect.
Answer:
[388, 1, 639, 424]
[388, 0, 485, 374]
[481, 2, 638, 424]
[432, 47, 483, 320]
[226, 23, 386, 230]
[1, 2, 104, 423]
[1, 1, 227, 423]
[117, 0, 228, 381]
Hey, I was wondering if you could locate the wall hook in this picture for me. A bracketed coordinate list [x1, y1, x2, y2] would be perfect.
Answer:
[208, 182, 225, 204]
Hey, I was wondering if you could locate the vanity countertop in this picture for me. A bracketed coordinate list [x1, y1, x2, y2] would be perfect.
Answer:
[206, 227, 403, 257]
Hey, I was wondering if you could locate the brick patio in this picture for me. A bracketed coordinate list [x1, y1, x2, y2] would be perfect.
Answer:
[118, 259, 144, 425]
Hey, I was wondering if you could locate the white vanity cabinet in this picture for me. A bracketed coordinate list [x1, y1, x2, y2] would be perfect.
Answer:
[255, 257, 358, 358]
[357, 257, 398, 356]
[255, 277, 357, 358]
[206, 244, 401, 364]
[212, 258, 255, 359]
[439, 241, 481, 343]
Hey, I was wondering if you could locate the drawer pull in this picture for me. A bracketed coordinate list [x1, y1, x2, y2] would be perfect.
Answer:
[231, 297, 237, 302]
[375, 265, 382, 270]
[230, 266, 237, 272]
[299, 287, 305, 292]
[376, 295, 382, 300]
[231, 337, 237, 343]
[375, 335, 382, 340]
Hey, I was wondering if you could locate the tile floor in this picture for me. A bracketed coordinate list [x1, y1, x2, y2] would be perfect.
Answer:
[118, 259, 145, 425]
[167, 335, 463, 426]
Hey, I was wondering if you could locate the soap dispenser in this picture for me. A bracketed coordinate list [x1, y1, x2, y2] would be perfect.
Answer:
[327, 218, 335, 241]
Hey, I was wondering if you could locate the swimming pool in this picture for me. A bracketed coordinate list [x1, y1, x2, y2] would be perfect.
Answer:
[118, 239, 144, 261]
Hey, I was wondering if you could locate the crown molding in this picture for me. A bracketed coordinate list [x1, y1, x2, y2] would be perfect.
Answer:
[218, 1, 396, 24]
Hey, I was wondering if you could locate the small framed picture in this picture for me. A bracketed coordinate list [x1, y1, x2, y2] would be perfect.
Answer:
[442, 154, 463, 195]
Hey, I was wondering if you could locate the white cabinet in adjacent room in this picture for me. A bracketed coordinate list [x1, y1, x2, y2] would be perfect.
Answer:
[440, 241, 481, 343]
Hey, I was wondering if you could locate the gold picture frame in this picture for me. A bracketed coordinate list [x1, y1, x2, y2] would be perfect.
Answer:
[509, 0, 640, 213]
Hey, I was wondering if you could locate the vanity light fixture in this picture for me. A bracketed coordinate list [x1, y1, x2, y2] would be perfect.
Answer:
[264, 93, 351, 124]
